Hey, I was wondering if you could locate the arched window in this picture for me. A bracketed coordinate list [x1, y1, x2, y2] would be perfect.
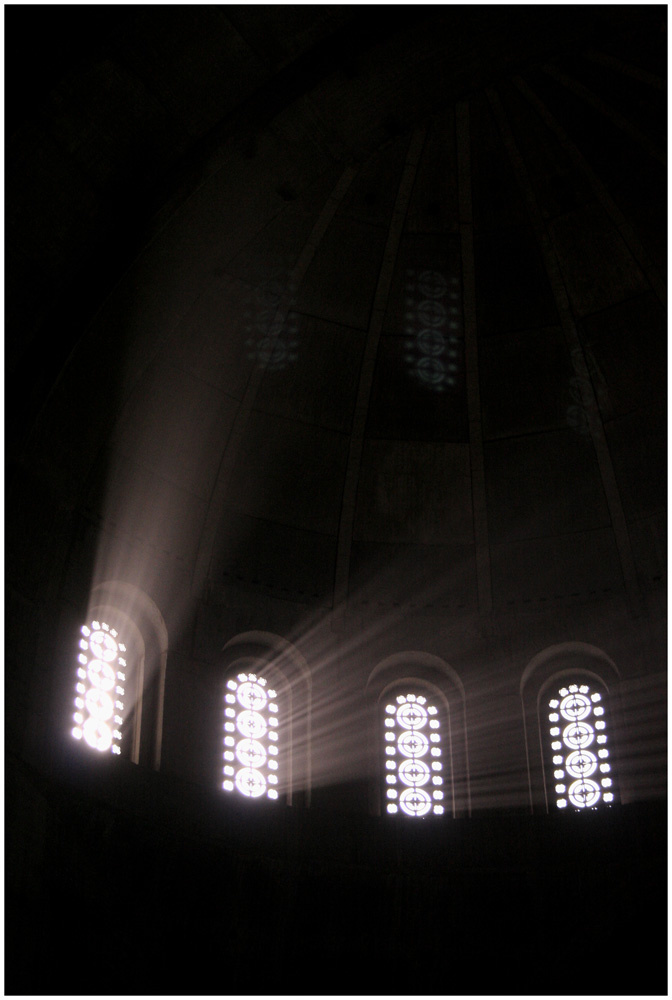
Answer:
[520, 643, 623, 813]
[222, 669, 280, 801]
[219, 632, 312, 807]
[367, 652, 470, 818]
[70, 582, 168, 767]
[72, 618, 128, 755]
[546, 680, 616, 810]
[382, 691, 447, 817]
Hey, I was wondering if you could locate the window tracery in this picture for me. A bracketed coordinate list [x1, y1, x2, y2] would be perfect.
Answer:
[404, 267, 463, 392]
[70, 585, 168, 767]
[222, 671, 280, 800]
[72, 620, 128, 755]
[547, 681, 615, 809]
[383, 692, 445, 817]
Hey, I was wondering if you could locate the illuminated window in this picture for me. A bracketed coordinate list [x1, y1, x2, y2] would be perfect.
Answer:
[547, 682, 616, 810]
[72, 620, 128, 755]
[70, 584, 168, 768]
[222, 672, 279, 801]
[383, 693, 445, 817]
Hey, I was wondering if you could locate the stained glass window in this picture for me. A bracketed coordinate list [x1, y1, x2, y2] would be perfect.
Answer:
[403, 268, 463, 392]
[222, 672, 279, 801]
[547, 682, 615, 810]
[384, 693, 445, 817]
[72, 620, 127, 754]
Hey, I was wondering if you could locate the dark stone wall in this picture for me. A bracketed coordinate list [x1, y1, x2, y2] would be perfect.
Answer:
[6, 749, 666, 996]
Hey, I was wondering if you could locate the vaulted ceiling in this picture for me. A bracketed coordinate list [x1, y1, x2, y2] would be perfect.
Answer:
[7, 6, 666, 626]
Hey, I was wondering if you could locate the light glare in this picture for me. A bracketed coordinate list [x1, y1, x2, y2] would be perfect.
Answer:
[548, 681, 615, 812]
[223, 675, 280, 805]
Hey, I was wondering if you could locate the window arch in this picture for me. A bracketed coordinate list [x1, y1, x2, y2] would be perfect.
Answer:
[222, 669, 280, 801]
[545, 679, 617, 810]
[72, 618, 130, 756]
[219, 632, 312, 806]
[382, 690, 447, 817]
[367, 652, 470, 818]
[70, 582, 168, 768]
[520, 642, 623, 813]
